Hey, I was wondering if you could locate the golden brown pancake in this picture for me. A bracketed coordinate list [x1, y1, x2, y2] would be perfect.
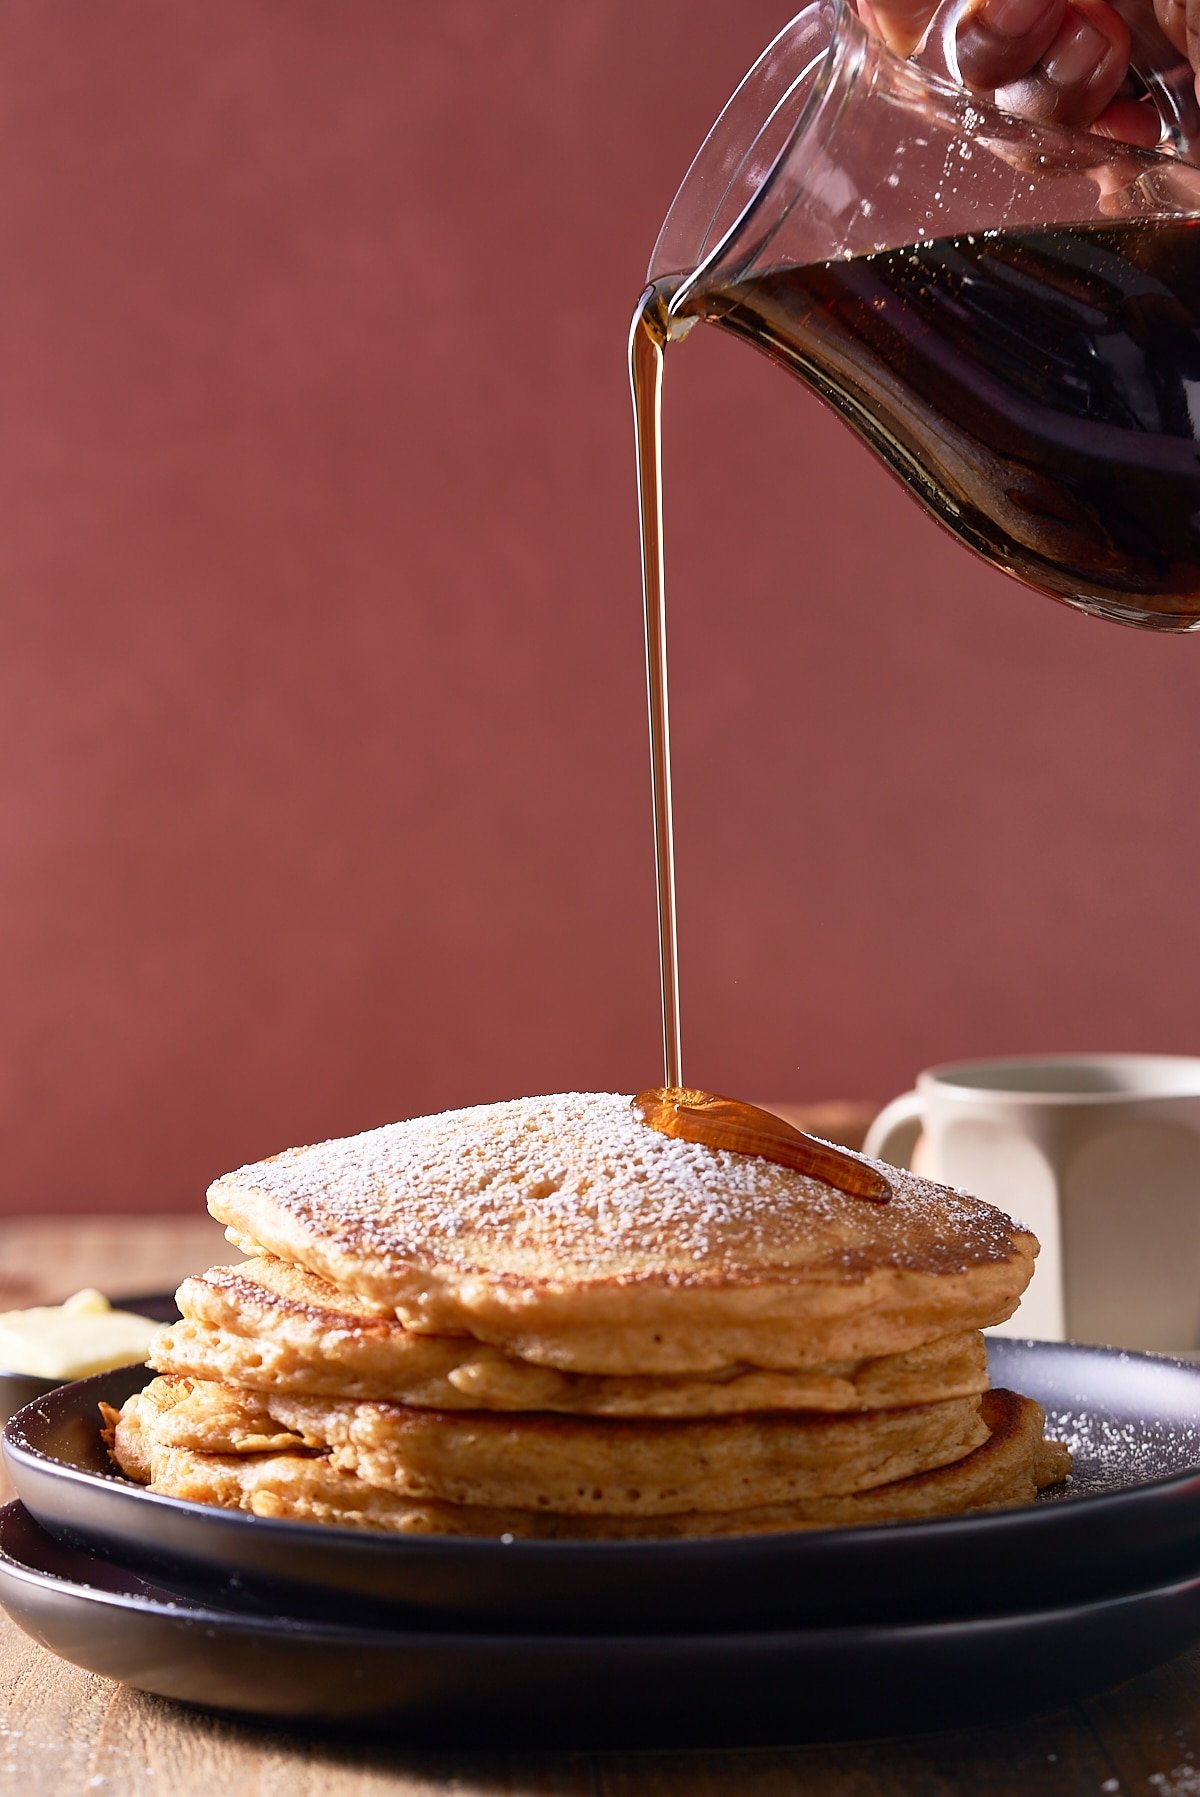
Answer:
[109, 1383, 1068, 1537]
[206, 1092, 1037, 1373]
[153, 1257, 991, 1415]
[120, 1374, 990, 1513]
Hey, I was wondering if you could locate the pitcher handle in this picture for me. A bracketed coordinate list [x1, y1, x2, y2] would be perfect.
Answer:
[862, 1090, 923, 1169]
[1109, 0, 1200, 161]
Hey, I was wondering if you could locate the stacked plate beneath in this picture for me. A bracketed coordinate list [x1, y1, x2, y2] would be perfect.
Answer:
[2, 1338, 1200, 1745]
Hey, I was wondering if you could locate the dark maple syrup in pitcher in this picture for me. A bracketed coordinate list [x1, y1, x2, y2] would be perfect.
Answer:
[632, 216, 1200, 1083]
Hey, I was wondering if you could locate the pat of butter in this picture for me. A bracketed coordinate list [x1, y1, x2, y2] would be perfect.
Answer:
[0, 1288, 159, 1380]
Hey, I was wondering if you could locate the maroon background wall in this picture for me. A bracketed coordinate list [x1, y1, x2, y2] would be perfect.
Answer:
[3, 1, 1199, 1215]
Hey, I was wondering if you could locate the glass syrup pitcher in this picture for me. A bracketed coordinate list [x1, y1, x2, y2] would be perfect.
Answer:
[630, 1, 1200, 1088]
[637, 0, 1200, 632]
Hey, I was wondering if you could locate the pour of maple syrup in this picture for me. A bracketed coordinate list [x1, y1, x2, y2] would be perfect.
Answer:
[630, 286, 885, 1195]
[629, 220, 1200, 1184]
[630, 284, 682, 1091]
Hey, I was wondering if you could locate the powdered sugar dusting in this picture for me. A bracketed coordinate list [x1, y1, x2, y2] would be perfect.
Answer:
[1149, 1765, 1200, 1796]
[1041, 1399, 1200, 1498]
[209, 1093, 1029, 1284]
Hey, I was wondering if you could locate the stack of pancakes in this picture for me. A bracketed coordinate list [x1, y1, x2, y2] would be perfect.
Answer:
[109, 1091, 1070, 1536]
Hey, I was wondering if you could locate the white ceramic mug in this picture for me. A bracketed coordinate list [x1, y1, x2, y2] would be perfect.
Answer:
[863, 1054, 1200, 1350]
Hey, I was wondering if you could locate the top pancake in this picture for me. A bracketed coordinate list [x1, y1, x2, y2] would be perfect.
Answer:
[207, 1093, 1037, 1373]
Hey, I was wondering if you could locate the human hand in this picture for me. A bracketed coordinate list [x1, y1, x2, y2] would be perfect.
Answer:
[862, 0, 1190, 148]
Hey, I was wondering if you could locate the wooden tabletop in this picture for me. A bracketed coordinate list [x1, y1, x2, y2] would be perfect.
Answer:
[2, 1211, 1199, 1797]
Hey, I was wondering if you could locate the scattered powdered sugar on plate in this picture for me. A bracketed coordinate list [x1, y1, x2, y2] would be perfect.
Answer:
[1149, 1763, 1200, 1797]
[1038, 1398, 1200, 1500]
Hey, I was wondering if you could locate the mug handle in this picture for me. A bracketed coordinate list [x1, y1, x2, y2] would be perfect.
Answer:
[862, 1090, 923, 1169]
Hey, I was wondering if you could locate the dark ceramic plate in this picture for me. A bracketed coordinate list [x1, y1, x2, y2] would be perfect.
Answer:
[5, 1340, 1200, 1636]
[0, 1293, 179, 1428]
[1, 1500, 1198, 1746]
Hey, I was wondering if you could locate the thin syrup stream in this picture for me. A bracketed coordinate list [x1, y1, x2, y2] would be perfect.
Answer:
[630, 284, 682, 1089]
[627, 278, 888, 1202]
